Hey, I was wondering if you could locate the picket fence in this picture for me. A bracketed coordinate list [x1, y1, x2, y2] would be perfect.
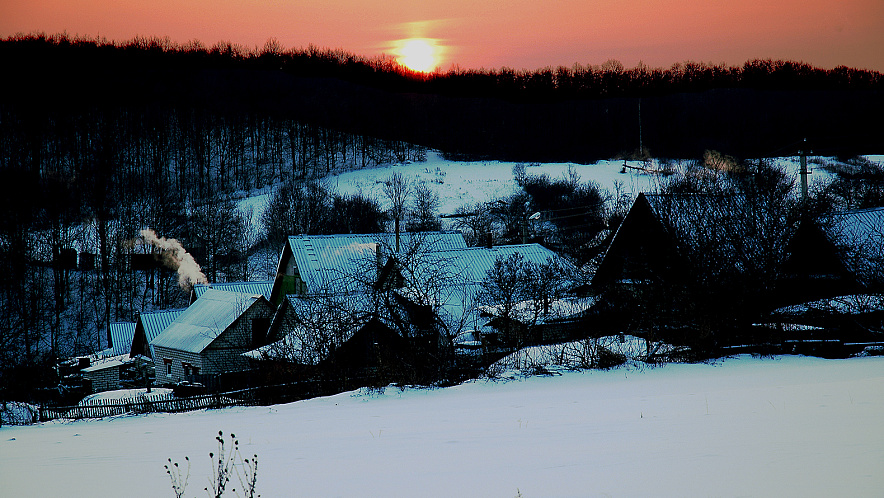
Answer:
[38, 390, 258, 422]
[36, 378, 355, 422]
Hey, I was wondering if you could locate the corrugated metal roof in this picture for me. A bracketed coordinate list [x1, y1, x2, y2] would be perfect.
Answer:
[826, 207, 884, 287]
[829, 207, 884, 247]
[151, 289, 265, 353]
[287, 231, 467, 294]
[193, 281, 273, 301]
[107, 322, 136, 357]
[138, 308, 187, 344]
[428, 244, 564, 284]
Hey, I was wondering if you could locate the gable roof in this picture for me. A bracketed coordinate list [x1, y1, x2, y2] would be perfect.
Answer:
[594, 192, 787, 286]
[137, 308, 187, 344]
[273, 231, 467, 297]
[150, 289, 267, 354]
[253, 292, 380, 364]
[192, 281, 273, 303]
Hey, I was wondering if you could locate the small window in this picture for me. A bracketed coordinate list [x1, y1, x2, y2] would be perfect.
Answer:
[163, 358, 173, 376]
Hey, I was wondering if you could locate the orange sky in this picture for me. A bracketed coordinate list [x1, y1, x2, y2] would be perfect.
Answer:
[2, 0, 883, 72]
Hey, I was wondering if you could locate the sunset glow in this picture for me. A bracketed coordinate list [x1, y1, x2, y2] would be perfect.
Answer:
[1, 0, 883, 71]
[396, 38, 437, 73]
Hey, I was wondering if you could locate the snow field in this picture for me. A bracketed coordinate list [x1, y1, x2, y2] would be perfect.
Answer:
[1, 355, 882, 497]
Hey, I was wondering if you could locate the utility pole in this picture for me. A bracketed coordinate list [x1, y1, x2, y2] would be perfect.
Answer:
[799, 138, 809, 202]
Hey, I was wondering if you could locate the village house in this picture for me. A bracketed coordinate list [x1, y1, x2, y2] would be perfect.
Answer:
[150, 289, 275, 384]
[269, 231, 468, 304]
[593, 192, 788, 293]
[263, 231, 578, 374]
[590, 192, 791, 346]
[781, 206, 884, 301]
[767, 207, 884, 348]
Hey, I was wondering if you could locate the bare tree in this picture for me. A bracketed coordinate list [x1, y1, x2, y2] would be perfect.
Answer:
[383, 172, 410, 252]
[406, 183, 441, 232]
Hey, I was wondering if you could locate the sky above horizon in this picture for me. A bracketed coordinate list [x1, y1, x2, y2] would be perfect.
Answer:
[3, 0, 883, 72]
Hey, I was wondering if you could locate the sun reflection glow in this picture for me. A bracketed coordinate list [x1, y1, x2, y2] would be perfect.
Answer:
[396, 38, 437, 72]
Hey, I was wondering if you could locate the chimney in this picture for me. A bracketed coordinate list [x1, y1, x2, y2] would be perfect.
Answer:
[485, 233, 493, 249]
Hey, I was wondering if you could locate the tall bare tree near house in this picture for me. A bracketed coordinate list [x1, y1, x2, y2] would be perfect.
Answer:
[406, 183, 441, 232]
[383, 172, 410, 252]
[477, 251, 576, 351]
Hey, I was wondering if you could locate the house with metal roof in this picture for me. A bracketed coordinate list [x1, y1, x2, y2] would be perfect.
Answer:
[130, 308, 187, 359]
[269, 231, 467, 304]
[150, 289, 275, 383]
[263, 230, 581, 379]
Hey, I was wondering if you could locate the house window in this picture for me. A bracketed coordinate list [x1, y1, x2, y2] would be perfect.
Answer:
[163, 358, 173, 376]
[180, 362, 200, 377]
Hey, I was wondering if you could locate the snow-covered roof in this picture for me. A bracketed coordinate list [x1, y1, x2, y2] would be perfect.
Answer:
[421, 243, 565, 284]
[393, 244, 570, 335]
[771, 294, 884, 316]
[284, 231, 467, 294]
[248, 292, 379, 363]
[151, 289, 266, 354]
[642, 192, 779, 263]
[82, 356, 129, 373]
[193, 281, 273, 301]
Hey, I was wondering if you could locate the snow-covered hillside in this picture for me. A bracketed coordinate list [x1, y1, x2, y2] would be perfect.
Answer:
[239, 152, 873, 237]
[1, 355, 882, 497]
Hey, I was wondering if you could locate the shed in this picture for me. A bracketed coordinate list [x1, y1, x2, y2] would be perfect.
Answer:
[81, 357, 127, 393]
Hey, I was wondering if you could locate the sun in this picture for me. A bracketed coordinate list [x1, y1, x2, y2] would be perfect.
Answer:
[397, 38, 437, 73]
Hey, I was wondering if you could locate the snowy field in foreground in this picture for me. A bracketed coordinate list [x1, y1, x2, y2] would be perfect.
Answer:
[1, 355, 882, 497]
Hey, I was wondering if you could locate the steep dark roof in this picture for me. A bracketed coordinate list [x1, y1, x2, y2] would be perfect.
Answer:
[594, 192, 788, 287]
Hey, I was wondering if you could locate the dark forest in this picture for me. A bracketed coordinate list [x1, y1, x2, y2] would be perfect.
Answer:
[1, 33, 883, 399]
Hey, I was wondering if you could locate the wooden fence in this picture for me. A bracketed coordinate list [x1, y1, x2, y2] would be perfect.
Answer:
[38, 390, 259, 422]
[36, 378, 358, 422]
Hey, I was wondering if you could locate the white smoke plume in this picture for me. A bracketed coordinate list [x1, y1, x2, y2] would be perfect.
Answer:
[139, 228, 208, 291]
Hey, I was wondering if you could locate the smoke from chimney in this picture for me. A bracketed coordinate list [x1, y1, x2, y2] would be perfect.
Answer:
[138, 228, 208, 291]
